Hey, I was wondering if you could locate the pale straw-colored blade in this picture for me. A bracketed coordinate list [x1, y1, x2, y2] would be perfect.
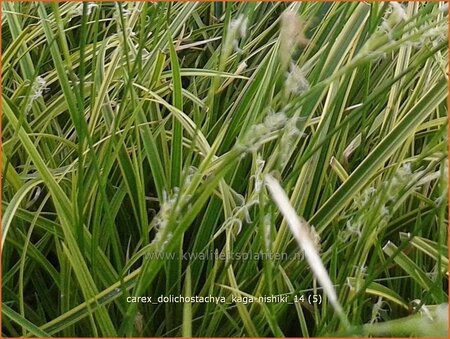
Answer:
[265, 174, 349, 327]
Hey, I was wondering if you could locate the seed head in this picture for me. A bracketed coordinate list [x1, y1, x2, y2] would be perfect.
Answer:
[285, 63, 310, 95]
[279, 10, 308, 69]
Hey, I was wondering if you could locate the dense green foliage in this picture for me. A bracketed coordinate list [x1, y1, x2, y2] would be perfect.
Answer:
[2, 2, 448, 337]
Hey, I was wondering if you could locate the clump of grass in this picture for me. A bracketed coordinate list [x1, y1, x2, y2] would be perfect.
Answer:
[2, 1, 448, 337]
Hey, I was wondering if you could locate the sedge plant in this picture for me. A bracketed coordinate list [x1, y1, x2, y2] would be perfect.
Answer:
[1, 1, 448, 337]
